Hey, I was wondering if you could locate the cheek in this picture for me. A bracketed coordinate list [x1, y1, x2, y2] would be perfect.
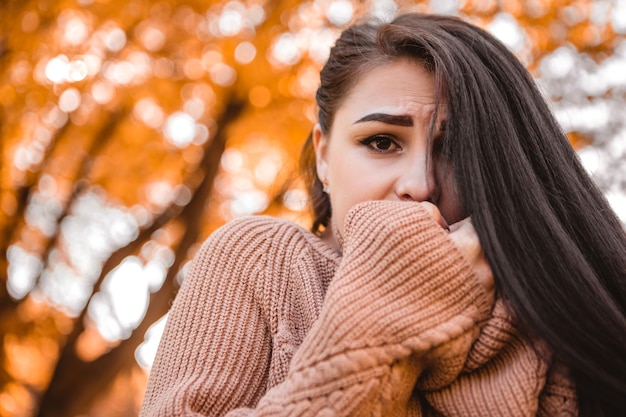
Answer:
[328, 164, 372, 235]
[331, 163, 387, 205]
[433, 164, 463, 221]
[329, 173, 395, 239]
[327, 185, 358, 236]
[439, 182, 465, 223]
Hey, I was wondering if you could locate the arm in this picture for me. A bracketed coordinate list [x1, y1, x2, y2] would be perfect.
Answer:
[254, 200, 494, 415]
[140, 218, 278, 416]
[142, 201, 492, 416]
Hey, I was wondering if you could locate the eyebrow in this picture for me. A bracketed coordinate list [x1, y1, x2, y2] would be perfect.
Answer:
[354, 113, 414, 127]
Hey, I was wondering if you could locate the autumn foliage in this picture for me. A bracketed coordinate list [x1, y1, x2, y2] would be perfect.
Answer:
[0, 0, 624, 416]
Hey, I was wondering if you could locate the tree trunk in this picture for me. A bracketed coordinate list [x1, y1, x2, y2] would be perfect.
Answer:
[34, 99, 244, 417]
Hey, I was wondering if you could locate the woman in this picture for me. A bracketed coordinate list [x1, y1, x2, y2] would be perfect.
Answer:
[140, 13, 626, 416]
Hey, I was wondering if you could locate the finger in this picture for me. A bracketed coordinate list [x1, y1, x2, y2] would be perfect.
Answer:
[448, 219, 481, 257]
[447, 219, 495, 299]
[419, 201, 450, 230]
[447, 216, 472, 232]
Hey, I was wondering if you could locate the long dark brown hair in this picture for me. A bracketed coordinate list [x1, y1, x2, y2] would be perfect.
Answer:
[300, 13, 626, 416]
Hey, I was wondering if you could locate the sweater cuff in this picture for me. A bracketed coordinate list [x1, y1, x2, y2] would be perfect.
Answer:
[294, 200, 493, 369]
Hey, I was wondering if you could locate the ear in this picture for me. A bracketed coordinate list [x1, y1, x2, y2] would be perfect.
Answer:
[312, 123, 329, 183]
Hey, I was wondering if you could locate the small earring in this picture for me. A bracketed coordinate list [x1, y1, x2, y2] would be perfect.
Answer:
[322, 180, 330, 194]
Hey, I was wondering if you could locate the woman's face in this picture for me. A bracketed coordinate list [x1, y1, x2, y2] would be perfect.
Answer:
[313, 58, 464, 250]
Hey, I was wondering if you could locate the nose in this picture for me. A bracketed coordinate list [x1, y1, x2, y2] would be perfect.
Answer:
[394, 157, 436, 203]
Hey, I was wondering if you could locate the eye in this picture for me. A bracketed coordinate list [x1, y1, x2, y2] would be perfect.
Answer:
[359, 135, 401, 153]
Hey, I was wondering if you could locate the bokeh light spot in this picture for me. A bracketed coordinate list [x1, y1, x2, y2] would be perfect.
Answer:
[283, 189, 308, 211]
[105, 27, 127, 52]
[370, 0, 397, 20]
[209, 63, 236, 86]
[192, 124, 209, 145]
[173, 184, 193, 206]
[134, 98, 164, 128]
[231, 190, 269, 216]
[7, 246, 43, 300]
[103, 61, 135, 85]
[221, 148, 244, 173]
[607, 191, 626, 223]
[100, 257, 150, 339]
[64, 16, 90, 46]
[135, 314, 168, 369]
[219, 10, 243, 36]
[254, 155, 281, 185]
[91, 81, 115, 104]
[577, 144, 601, 175]
[67, 60, 88, 82]
[249, 86, 271, 108]
[429, 0, 459, 15]
[183, 98, 205, 120]
[612, 1, 626, 34]
[139, 26, 166, 51]
[59, 88, 82, 113]
[145, 181, 174, 207]
[540, 46, 576, 78]
[488, 12, 526, 52]
[183, 58, 204, 80]
[164, 112, 196, 148]
[271, 33, 301, 66]
[326, 0, 354, 26]
[308, 28, 339, 63]
[45, 55, 69, 84]
[234, 41, 256, 64]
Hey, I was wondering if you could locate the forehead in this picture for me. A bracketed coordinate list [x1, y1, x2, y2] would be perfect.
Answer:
[339, 58, 439, 119]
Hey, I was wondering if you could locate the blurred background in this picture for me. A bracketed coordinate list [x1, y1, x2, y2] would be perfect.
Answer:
[0, 0, 625, 416]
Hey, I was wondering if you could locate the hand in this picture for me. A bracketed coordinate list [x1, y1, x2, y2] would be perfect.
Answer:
[417, 202, 494, 306]
[446, 217, 495, 307]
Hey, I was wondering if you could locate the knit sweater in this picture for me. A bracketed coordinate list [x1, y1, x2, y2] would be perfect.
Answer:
[140, 200, 578, 416]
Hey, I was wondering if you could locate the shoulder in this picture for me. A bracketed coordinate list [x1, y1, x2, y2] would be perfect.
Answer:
[188, 216, 340, 329]
[195, 215, 340, 273]
[202, 215, 317, 251]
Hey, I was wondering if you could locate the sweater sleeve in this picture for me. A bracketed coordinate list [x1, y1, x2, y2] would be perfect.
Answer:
[140, 217, 279, 416]
[537, 360, 578, 416]
[141, 201, 493, 417]
[253, 200, 493, 415]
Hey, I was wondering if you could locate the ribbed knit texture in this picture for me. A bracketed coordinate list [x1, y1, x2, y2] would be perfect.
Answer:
[140, 200, 578, 416]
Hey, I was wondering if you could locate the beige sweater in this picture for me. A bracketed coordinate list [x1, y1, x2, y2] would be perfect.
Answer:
[140, 201, 577, 416]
